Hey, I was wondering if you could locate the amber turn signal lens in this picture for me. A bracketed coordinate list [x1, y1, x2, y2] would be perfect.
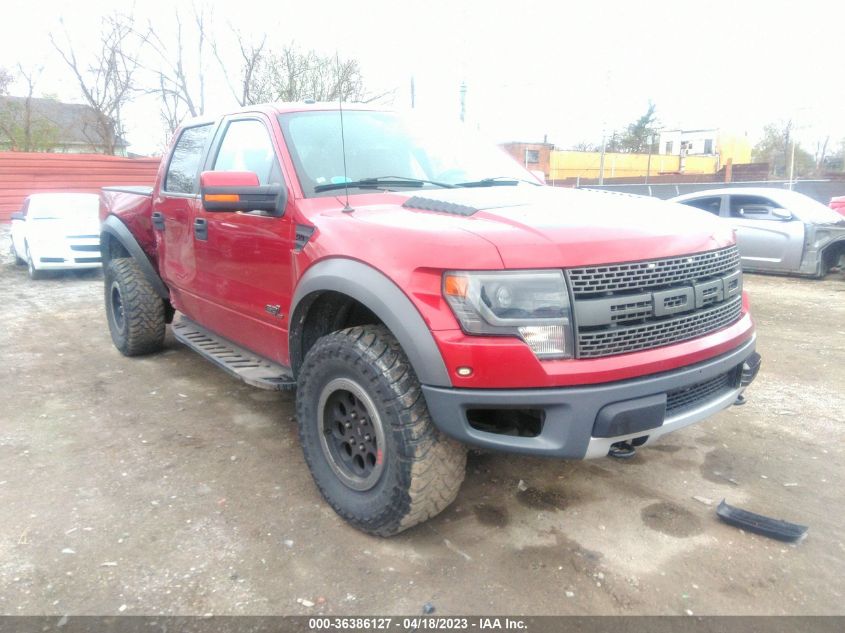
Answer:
[444, 274, 469, 298]
[205, 194, 240, 202]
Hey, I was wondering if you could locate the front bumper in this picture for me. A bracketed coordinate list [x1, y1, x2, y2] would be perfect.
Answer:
[30, 239, 102, 270]
[422, 336, 759, 460]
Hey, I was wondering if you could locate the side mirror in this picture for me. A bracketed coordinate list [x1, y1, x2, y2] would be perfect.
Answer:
[199, 171, 286, 216]
[772, 208, 793, 221]
[738, 205, 771, 218]
[10, 211, 25, 221]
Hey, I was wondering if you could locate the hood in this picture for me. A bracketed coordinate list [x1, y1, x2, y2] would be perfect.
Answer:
[29, 214, 100, 239]
[395, 186, 735, 268]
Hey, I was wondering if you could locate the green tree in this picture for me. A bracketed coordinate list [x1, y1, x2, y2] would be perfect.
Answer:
[592, 103, 660, 154]
[615, 102, 659, 153]
[752, 121, 814, 178]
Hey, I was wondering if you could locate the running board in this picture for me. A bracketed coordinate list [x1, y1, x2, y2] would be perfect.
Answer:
[172, 317, 296, 391]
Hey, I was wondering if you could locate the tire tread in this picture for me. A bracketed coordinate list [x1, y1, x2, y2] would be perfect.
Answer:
[105, 258, 166, 356]
[296, 325, 466, 536]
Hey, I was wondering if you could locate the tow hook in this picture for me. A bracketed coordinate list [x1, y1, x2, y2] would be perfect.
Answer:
[740, 353, 762, 387]
[608, 441, 637, 459]
[734, 352, 762, 406]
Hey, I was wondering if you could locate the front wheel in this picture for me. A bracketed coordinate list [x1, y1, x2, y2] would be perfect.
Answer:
[25, 244, 44, 280]
[296, 325, 467, 536]
[11, 241, 25, 266]
[104, 258, 166, 356]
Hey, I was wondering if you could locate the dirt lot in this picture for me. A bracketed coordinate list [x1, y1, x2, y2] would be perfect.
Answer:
[1, 226, 843, 616]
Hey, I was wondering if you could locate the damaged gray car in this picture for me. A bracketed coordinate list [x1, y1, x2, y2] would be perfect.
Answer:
[670, 187, 845, 278]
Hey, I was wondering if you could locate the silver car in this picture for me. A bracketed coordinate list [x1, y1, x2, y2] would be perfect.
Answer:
[670, 187, 845, 277]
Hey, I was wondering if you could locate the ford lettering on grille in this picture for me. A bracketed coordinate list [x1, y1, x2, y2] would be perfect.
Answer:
[566, 246, 744, 358]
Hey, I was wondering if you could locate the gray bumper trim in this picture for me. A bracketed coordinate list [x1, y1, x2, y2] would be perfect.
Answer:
[421, 336, 757, 460]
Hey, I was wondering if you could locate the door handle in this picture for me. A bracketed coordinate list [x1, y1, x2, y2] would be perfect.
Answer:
[151, 211, 165, 231]
[194, 217, 208, 241]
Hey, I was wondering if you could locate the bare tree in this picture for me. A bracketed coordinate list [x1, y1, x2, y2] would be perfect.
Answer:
[571, 141, 600, 152]
[815, 135, 830, 172]
[252, 46, 368, 103]
[752, 120, 815, 178]
[216, 34, 390, 106]
[0, 67, 12, 95]
[51, 14, 147, 154]
[213, 30, 267, 107]
[0, 66, 60, 152]
[143, 4, 212, 132]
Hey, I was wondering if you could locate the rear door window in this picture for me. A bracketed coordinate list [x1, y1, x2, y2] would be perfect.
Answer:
[164, 124, 214, 194]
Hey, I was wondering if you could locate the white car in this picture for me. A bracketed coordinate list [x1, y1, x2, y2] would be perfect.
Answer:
[10, 193, 102, 279]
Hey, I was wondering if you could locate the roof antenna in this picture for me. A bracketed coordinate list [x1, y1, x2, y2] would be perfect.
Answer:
[337, 53, 354, 213]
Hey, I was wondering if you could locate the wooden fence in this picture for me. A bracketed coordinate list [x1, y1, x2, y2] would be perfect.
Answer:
[0, 152, 161, 222]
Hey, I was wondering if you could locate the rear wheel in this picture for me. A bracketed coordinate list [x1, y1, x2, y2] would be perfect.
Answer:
[296, 325, 466, 536]
[104, 258, 166, 356]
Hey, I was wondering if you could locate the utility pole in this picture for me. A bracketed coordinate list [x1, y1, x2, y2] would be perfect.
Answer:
[788, 134, 796, 190]
[599, 127, 607, 185]
[645, 134, 654, 185]
[787, 110, 808, 190]
[459, 81, 467, 123]
[410, 75, 415, 109]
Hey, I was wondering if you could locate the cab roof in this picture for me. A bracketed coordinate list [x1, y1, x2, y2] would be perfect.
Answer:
[182, 102, 384, 128]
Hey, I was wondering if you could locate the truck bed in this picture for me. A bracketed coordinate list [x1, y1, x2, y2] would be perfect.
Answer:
[102, 185, 154, 197]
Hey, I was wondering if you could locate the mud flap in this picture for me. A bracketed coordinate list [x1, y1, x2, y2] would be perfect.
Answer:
[716, 499, 808, 542]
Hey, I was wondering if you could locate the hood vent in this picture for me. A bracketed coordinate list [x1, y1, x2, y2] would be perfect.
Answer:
[402, 196, 478, 217]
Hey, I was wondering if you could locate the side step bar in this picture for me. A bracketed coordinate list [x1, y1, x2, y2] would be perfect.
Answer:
[172, 317, 296, 391]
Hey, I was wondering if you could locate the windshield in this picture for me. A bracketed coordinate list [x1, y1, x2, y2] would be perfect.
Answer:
[278, 110, 537, 197]
[776, 190, 845, 224]
[28, 195, 99, 220]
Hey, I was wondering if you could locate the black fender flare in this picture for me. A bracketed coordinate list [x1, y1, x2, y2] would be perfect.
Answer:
[100, 215, 170, 300]
[290, 258, 452, 387]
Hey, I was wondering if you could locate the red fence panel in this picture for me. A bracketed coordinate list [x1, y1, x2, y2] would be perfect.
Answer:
[0, 152, 161, 222]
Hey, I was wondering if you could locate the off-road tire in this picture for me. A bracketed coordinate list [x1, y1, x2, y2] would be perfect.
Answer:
[296, 325, 466, 536]
[104, 257, 166, 356]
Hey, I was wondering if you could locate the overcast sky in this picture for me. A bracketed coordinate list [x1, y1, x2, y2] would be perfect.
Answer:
[2, 0, 844, 155]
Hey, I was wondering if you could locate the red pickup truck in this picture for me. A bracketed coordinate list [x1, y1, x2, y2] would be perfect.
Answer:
[99, 104, 760, 536]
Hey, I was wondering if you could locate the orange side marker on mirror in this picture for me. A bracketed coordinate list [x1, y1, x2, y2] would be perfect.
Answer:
[205, 194, 240, 203]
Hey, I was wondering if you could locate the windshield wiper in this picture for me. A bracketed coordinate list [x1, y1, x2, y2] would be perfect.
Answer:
[313, 176, 455, 193]
[455, 176, 541, 188]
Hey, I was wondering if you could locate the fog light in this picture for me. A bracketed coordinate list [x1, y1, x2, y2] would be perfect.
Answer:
[456, 366, 473, 377]
[517, 325, 567, 358]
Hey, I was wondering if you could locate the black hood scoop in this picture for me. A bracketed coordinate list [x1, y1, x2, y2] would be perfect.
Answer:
[401, 187, 535, 217]
[402, 195, 478, 216]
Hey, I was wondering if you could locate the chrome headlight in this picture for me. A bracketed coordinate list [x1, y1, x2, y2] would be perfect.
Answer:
[443, 270, 574, 359]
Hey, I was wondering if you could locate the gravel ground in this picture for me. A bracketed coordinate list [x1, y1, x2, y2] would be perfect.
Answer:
[1, 225, 843, 616]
